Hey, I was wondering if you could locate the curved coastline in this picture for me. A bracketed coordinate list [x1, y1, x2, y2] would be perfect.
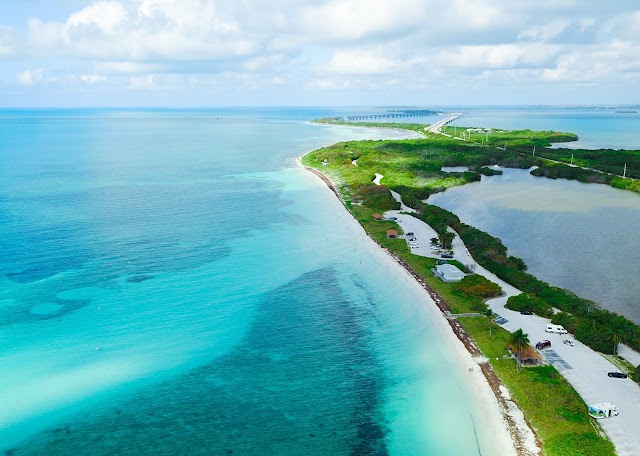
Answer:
[299, 121, 640, 454]
[296, 154, 538, 455]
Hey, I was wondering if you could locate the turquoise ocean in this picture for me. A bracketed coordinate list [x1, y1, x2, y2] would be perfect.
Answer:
[1, 106, 637, 455]
[1, 108, 491, 455]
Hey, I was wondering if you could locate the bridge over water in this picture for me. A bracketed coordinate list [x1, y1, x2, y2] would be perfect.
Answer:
[344, 110, 437, 121]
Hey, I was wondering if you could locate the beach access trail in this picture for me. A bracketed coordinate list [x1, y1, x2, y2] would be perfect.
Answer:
[384, 200, 640, 456]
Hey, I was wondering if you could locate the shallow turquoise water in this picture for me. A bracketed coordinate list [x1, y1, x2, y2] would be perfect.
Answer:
[0, 109, 488, 455]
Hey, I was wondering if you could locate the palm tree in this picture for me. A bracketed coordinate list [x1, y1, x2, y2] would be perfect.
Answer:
[609, 329, 625, 356]
[509, 329, 530, 371]
[440, 231, 455, 249]
[483, 307, 494, 338]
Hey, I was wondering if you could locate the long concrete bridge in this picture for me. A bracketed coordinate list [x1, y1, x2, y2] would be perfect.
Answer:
[344, 110, 437, 121]
[425, 113, 463, 135]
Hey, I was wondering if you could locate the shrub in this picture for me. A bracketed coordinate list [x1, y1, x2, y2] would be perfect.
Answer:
[506, 293, 553, 318]
[574, 321, 614, 354]
[545, 432, 615, 456]
[551, 312, 578, 334]
[454, 275, 502, 299]
[353, 184, 400, 211]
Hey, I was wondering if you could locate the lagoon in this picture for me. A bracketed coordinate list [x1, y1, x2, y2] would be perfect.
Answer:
[428, 167, 640, 324]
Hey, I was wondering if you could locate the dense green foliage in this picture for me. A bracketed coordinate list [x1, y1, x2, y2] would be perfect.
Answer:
[531, 162, 610, 185]
[353, 184, 400, 212]
[454, 274, 502, 299]
[551, 312, 578, 333]
[534, 147, 640, 180]
[506, 293, 553, 318]
[312, 117, 429, 134]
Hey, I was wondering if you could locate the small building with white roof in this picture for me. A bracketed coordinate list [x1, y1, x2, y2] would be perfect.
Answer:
[433, 264, 465, 282]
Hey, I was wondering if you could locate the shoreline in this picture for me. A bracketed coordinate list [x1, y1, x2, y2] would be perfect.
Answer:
[296, 155, 539, 455]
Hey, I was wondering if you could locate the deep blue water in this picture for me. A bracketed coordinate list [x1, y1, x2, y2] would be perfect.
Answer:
[0, 109, 488, 455]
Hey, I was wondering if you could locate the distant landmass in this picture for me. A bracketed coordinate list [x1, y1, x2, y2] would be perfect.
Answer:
[344, 109, 438, 121]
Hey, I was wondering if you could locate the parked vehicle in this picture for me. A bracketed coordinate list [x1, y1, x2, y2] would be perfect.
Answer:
[520, 310, 533, 315]
[563, 339, 575, 346]
[545, 324, 568, 334]
[608, 372, 628, 379]
[440, 252, 453, 258]
[536, 340, 551, 350]
[588, 403, 618, 419]
[406, 232, 414, 236]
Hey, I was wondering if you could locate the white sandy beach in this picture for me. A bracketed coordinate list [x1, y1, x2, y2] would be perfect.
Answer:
[298, 157, 532, 455]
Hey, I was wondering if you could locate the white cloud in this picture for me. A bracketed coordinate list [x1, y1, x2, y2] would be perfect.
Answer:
[80, 74, 107, 83]
[68, 1, 128, 32]
[519, 20, 571, 42]
[436, 43, 561, 70]
[3, 1, 640, 103]
[128, 74, 156, 90]
[17, 69, 44, 85]
[27, 0, 253, 61]
[299, 0, 428, 42]
[325, 49, 407, 75]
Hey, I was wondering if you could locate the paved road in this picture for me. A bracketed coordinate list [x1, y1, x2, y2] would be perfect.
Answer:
[425, 113, 463, 135]
[384, 210, 441, 258]
[385, 210, 640, 455]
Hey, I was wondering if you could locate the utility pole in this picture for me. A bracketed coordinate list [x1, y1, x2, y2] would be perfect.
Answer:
[571, 153, 574, 166]
[533, 145, 536, 157]
[623, 163, 627, 178]
[504, 140, 507, 150]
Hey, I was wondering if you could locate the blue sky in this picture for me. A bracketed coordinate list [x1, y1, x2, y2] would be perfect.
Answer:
[1, 0, 639, 107]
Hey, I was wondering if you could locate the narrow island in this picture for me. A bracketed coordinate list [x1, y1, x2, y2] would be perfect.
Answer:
[301, 116, 640, 456]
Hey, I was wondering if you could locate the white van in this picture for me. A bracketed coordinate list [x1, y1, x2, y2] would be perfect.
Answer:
[545, 324, 568, 334]
[588, 403, 618, 419]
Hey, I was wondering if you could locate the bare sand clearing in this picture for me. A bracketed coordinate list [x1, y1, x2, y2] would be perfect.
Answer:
[298, 157, 537, 455]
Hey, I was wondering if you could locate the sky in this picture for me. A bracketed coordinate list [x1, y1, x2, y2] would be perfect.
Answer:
[0, 0, 639, 107]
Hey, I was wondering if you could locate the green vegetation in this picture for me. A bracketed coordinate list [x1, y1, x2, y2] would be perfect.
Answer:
[303, 124, 640, 356]
[530, 162, 611, 185]
[312, 117, 428, 134]
[507, 293, 553, 318]
[442, 126, 579, 149]
[454, 274, 502, 300]
[416, 199, 640, 355]
[509, 329, 531, 371]
[533, 147, 640, 180]
[302, 122, 624, 454]
[310, 118, 640, 194]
